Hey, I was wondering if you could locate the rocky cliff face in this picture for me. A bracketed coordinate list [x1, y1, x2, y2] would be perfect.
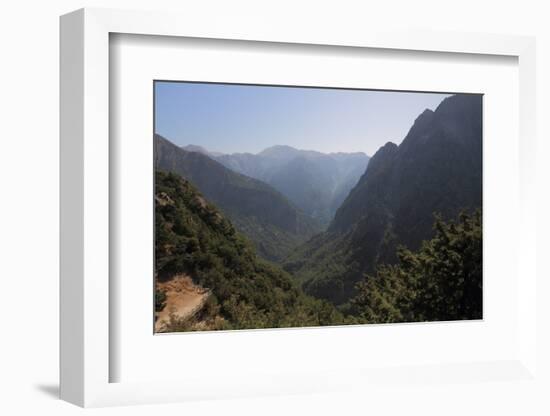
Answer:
[286, 94, 483, 304]
[334, 94, 482, 251]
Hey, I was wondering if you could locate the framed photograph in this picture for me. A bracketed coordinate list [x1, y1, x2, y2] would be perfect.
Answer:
[60, 8, 538, 408]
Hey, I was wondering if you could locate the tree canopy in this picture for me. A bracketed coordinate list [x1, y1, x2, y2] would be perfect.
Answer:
[350, 211, 482, 323]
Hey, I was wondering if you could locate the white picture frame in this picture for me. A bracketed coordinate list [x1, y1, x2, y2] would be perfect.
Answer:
[60, 7, 538, 408]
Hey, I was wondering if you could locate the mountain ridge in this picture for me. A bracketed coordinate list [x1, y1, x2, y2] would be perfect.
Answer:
[286, 94, 483, 304]
[155, 134, 321, 262]
[214, 145, 370, 225]
[180, 144, 224, 157]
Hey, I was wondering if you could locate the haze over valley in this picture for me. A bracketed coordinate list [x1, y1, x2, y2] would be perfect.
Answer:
[181, 143, 370, 226]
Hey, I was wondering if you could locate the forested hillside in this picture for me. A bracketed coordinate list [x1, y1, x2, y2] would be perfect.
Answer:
[155, 171, 344, 332]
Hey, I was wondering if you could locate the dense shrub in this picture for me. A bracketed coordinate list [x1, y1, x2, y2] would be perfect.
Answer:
[155, 171, 344, 331]
[350, 211, 482, 323]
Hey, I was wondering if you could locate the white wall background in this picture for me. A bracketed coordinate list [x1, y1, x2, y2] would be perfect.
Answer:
[1, 0, 548, 414]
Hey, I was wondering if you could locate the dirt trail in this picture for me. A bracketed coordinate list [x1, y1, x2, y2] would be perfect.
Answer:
[155, 275, 210, 332]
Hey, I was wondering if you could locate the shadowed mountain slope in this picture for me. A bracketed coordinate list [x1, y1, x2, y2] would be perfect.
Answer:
[215, 146, 370, 226]
[155, 134, 321, 262]
[285, 94, 483, 304]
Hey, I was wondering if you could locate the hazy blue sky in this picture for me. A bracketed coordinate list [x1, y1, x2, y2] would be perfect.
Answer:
[154, 82, 451, 156]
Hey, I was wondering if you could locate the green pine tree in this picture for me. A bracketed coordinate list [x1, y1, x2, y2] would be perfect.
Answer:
[350, 210, 482, 323]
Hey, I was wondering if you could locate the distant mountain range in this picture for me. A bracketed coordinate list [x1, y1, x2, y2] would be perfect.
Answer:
[181, 144, 224, 157]
[284, 94, 483, 304]
[155, 135, 321, 262]
[180, 145, 370, 226]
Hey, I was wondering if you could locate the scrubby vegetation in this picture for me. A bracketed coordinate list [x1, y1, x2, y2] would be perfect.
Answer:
[155, 171, 345, 332]
[155, 290, 167, 313]
[349, 211, 482, 323]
